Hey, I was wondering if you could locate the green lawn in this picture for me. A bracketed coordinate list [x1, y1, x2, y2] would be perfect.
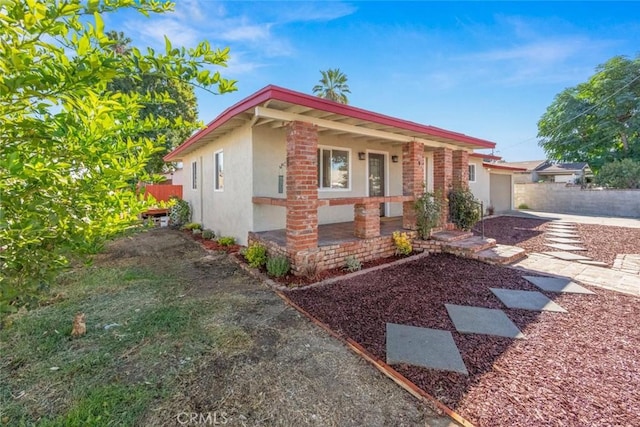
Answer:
[0, 250, 251, 426]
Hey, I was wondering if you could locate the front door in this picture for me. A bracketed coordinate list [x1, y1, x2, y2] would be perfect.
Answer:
[368, 153, 385, 217]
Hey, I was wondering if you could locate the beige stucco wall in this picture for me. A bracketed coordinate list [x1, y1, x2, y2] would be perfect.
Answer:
[489, 172, 513, 212]
[469, 159, 490, 208]
[180, 123, 254, 245]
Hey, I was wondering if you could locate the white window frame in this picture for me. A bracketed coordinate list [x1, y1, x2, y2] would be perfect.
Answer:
[317, 145, 351, 191]
[468, 163, 476, 183]
[191, 160, 197, 190]
[214, 150, 224, 192]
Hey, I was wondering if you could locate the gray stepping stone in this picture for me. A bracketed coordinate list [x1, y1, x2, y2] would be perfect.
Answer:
[490, 288, 568, 313]
[445, 304, 525, 339]
[546, 237, 583, 244]
[522, 276, 595, 294]
[386, 323, 468, 375]
[547, 232, 579, 238]
[548, 225, 577, 229]
[544, 243, 587, 251]
[542, 251, 591, 261]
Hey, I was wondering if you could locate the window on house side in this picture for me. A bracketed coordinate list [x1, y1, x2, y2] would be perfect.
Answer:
[317, 147, 350, 190]
[191, 161, 197, 190]
[215, 151, 224, 191]
[468, 164, 476, 183]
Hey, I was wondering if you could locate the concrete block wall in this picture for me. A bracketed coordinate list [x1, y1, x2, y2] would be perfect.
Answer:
[514, 183, 640, 218]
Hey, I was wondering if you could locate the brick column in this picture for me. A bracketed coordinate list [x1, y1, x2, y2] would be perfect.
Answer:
[452, 150, 469, 190]
[402, 141, 425, 229]
[433, 147, 453, 226]
[286, 121, 318, 252]
[354, 201, 380, 238]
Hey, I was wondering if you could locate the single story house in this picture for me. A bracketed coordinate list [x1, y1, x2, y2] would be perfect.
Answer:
[468, 153, 526, 213]
[504, 160, 593, 184]
[164, 85, 503, 273]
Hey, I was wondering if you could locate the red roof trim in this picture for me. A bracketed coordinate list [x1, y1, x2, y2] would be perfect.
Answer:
[165, 85, 496, 161]
[482, 163, 527, 172]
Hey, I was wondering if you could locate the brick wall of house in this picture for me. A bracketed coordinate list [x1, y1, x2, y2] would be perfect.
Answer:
[433, 147, 453, 225]
[249, 231, 443, 276]
[285, 121, 319, 252]
[452, 150, 469, 190]
[402, 141, 425, 230]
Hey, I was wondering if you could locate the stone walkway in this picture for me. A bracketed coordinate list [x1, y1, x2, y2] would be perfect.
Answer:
[385, 271, 599, 375]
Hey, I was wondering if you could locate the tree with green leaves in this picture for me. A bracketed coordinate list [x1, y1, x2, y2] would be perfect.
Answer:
[0, 0, 236, 313]
[106, 31, 198, 175]
[312, 68, 351, 104]
[538, 55, 640, 170]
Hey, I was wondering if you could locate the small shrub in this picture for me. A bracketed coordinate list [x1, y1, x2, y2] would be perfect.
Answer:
[266, 256, 290, 277]
[344, 255, 362, 272]
[392, 231, 412, 256]
[414, 190, 443, 239]
[245, 243, 268, 268]
[517, 203, 530, 210]
[486, 205, 495, 216]
[201, 229, 215, 240]
[168, 197, 191, 227]
[217, 236, 236, 246]
[192, 228, 202, 235]
[448, 188, 481, 231]
[183, 222, 202, 231]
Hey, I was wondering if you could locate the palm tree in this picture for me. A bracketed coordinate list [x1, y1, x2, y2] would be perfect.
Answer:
[312, 68, 351, 104]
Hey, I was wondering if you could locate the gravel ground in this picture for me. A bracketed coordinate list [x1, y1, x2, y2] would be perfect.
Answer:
[473, 216, 640, 266]
[286, 253, 640, 426]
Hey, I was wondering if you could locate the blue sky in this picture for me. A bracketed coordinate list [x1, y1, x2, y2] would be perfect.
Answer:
[108, 1, 640, 161]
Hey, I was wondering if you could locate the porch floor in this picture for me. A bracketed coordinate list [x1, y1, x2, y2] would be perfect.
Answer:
[255, 217, 404, 247]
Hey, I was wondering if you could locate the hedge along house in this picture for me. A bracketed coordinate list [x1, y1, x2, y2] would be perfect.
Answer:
[164, 85, 496, 274]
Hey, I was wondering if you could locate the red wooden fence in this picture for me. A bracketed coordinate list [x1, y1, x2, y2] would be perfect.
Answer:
[141, 184, 183, 202]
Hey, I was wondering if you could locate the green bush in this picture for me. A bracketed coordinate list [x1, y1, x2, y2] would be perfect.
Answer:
[597, 159, 640, 189]
[392, 231, 412, 256]
[183, 222, 201, 231]
[448, 188, 481, 231]
[168, 197, 191, 227]
[517, 203, 530, 210]
[344, 255, 362, 272]
[414, 191, 443, 239]
[266, 256, 290, 278]
[201, 229, 215, 240]
[217, 236, 236, 246]
[245, 243, 268, 268]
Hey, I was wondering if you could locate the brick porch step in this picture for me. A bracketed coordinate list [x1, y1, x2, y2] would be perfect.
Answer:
[442, 236, 497, 256]
[430, 230, 473, 242]
[473, 244, 527, 265]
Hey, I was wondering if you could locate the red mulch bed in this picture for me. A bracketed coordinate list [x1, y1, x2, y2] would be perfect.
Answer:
[235, 253, 412, 287]
[474, 216, 640, 267]
[186, 231, 242, 253]
[285, 253, 640, 426]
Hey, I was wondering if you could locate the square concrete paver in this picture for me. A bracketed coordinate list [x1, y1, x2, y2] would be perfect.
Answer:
[547, 225, 577, 231]
[490, 288, 568, 312]
[547, 232, 580, 238]
[544, 243, 587, 251]
[386, 323, 468, 375]
[546, 237, 583, 244]
[543, 251, 591, 261]
[445, 304, 525, 339]
[522, 276, 595, 294]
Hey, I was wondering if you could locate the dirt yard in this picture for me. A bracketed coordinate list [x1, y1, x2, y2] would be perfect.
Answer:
[0, 229, 454, 426]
